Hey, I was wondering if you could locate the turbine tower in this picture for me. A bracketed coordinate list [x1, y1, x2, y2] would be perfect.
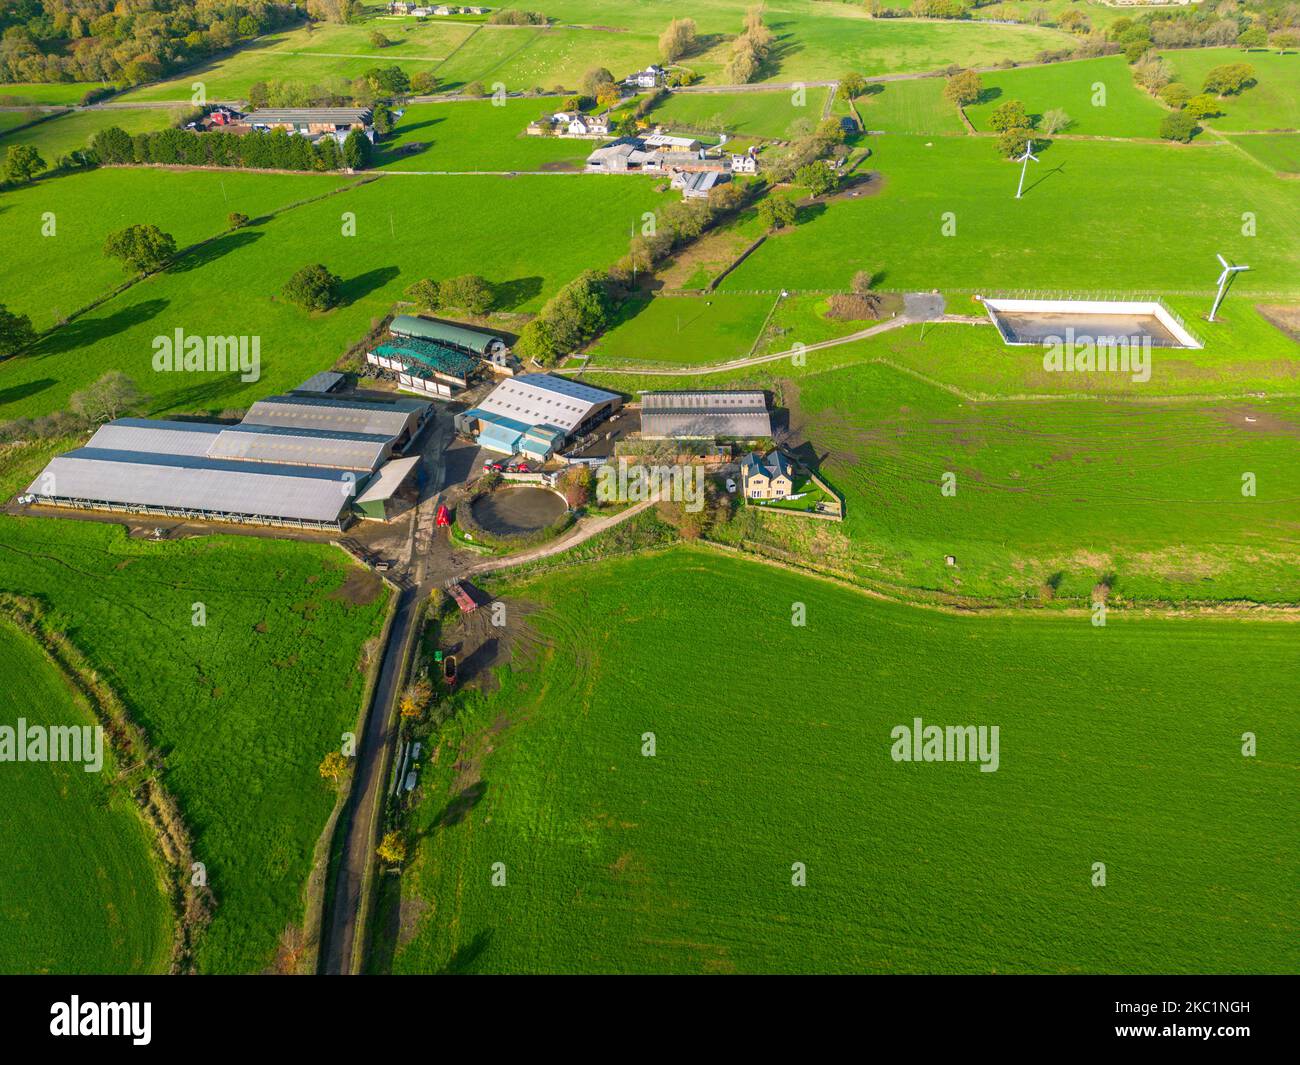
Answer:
[1014, 139, 1040, 200]
[1209, 254, 1248, 322]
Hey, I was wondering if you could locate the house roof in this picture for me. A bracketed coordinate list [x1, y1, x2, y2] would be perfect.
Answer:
[741, 449, 793, 481]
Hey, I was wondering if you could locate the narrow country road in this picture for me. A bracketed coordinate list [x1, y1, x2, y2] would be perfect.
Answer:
[562, 314, 988, 377]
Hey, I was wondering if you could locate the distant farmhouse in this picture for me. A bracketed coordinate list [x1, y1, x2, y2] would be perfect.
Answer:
[639, 391, 773, 441]
[585, 131, 756, 195]
[625, 65, 665, 89]
[526, 110, 613, 138]
[22, 389, 434, 529]
[388, 3, 489, 14]
[455, 375, 622, 462]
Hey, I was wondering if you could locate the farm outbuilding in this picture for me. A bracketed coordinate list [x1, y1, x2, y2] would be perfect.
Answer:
[456, 374, 621, 460]
[389, 315, 506, 356]
[23, 394, 434, 530]
[639, 390, 772, 440]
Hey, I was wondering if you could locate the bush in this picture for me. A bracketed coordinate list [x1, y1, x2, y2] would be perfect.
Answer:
[102, 223, 177, 274]
[989, 99, 1031, 132]
[996, 127, 1031, 158]
[228, 212, 250, 229]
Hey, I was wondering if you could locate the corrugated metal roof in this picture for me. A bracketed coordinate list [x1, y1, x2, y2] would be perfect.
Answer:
[294, 371, 345, 393]
[27, 449, 355, 523]
[355, 456, 421, 504]
[206, 424, 393, 471]
[389, 315, 503, 354]
[246, 108, 372, 124]
[475, 375, 618, 433]
[84, 418, 225, 458]
[639, 390, 771, 439]
[242, 395, 427, 438]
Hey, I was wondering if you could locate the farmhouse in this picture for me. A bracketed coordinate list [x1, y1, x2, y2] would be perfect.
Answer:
[245, 108, 375, 142]
[455, 374, 622, 460]
[23, 395, 433, 530]
[639, 390, 772, 441]
[527, 111, 612, 138]
[625, 65, 665, 89]
[730, 152, 759, 174]
[740, 449, 795, 500]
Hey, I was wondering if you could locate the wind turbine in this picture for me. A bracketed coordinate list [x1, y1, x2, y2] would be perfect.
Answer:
[1209, 254, 1248, 322]
[1014, 139, 1039, 200]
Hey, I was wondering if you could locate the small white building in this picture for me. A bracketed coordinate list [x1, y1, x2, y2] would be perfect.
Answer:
[624, 65, 664, 90]
[730, 153, 758, 174]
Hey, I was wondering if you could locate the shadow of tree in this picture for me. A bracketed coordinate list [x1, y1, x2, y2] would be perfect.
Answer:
[167, 230, 262, 274]
[0, 377, 56, 407]
[339, 266, 400, 307]
[492, 275, 543, 311]
[34, 298, 171, 358]
[441, 928, 493, 974]
[435, 779, 488, 828]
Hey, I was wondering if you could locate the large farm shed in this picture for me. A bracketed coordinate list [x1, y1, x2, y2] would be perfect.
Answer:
[367, 335, 478, 398]
[390, 315, 506, 356]
[23, 395, 432, 530]
[639, 391, 772, 440]
[456, 374, 621, 460]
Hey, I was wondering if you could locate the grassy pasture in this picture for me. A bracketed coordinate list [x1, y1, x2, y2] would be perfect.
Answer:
[771, 357, 1300, 604]
[963, 55, 1171, 139]
[0, 106, 190, 164]
[0, 617, 173, 974]
[646, 87, 831, 140]
[386, 548, 1298, 974]
[121, 20, 478, 102]
[376, 98, 592, 171]
[0, 82, 110, 106]
[0, 172, 668, 421]
[0, 168, 355, 335]
[1161, 48, 1300, 132]
[721, 134, 1300, 296]
[853, 77, 965, 135]
[587, 292, 778, 363]
[1228, 133, 1300, 175]
[0, 517, 390, 973]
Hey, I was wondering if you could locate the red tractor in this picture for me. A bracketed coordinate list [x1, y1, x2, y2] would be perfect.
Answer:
[482, 459, 504, 473]
[435, 504, 450, 528]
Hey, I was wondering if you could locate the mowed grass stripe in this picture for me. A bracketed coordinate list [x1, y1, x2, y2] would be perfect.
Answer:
[390, 548, 1298, 974]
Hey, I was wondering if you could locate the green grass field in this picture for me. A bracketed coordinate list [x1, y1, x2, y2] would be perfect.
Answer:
[0, 616, 173, 974]
[385, 548, 1298, 974]
[120, 19, 477, 102]
[0, 171, 667, 421]
[721, 134, 1300, 296]
[646, 87, 831, 140]
[587, 292, 778, 362]
[376, 98, 593, 171]
[0, 82, 110, 105]
[963, 55, 1172, 139]
[0, 105, 190, 164]
[853, 77, 965, 135]
[1161, 48, 1300, 132]
[0, 168, 355, 335]
[0, 517, 390, 973]
[764, 356, 1300, 603]
[1227, 132, 1300, 174]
